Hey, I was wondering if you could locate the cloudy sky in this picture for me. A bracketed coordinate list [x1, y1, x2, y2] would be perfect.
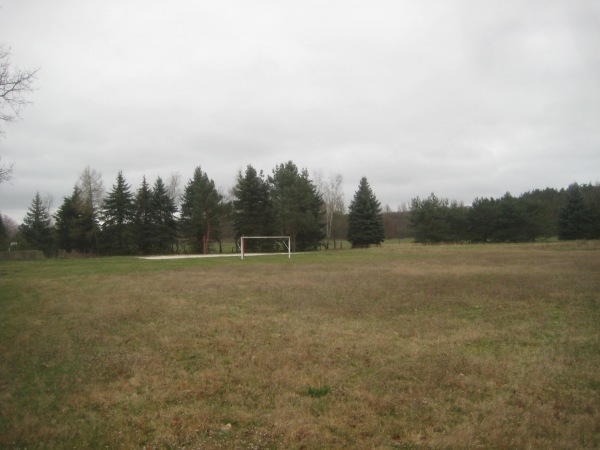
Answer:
[1, 0, 599, 222]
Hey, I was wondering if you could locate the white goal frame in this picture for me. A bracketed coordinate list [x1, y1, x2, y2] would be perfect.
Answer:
[239, 236, 291, 260]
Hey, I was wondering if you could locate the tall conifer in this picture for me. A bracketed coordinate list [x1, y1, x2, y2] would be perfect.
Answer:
[232, 165, 274, 251]
[19, 192, 54, 255]
[151, 176, 178, 254]
[347, 177, 385, 248]
[101, 171, 135, 254]
[180, 167, 223, 254]
[133, 176, 153, 254]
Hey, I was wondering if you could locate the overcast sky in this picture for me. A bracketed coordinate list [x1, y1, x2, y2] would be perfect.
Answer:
[1, 0, 599, 223]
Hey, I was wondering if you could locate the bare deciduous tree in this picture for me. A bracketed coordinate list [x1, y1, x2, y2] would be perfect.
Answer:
[76, 166, 104, 252]
[0, 156, 14, 184]
[1, 44, 38, 183]
[0, 44, 38, 128]
[1, 213, 18, 238]
[77, 166, 104, 213]
[166, 172, 182, 206]
[43, 192, 54, 226]
[314, 171, 345, 249]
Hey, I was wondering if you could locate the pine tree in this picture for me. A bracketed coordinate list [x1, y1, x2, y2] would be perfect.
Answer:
[491, 193, 527, 242]
[59, 185, 97, 253]
[180, 167, 223, 254]
[295, 175, 325, 251]
[151, 176, 178, 254]
[101, 171, 135, 254]
[446, 200, 469, 242]
[269, 161, 324, 251]
[347, 177, 385, 248]
[558, 184, 594, 240]
[468, 197, 497, 243]
[133, 176, 153, 254]
[55, 187, 81, 252]
[410, 194, 450, 243]
[232, 165, 275, 252]
[0, 213, 7, 250]
[19, 192, 55, 256]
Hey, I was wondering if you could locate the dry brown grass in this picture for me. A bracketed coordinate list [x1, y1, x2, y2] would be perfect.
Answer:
[1, 241, 599, 448]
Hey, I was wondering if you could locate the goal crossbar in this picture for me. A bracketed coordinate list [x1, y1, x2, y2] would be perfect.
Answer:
[239, 236, 291, 260]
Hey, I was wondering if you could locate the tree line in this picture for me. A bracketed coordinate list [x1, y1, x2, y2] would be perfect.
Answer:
[2, 163, 598, 256]
[4, 162, 385, 256]
[409, 183, 600, 243]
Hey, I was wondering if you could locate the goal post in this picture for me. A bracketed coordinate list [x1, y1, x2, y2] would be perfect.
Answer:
[239, 236, 291, 260]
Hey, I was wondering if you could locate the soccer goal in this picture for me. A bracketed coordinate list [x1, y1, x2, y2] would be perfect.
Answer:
[239, 236, 291, 260]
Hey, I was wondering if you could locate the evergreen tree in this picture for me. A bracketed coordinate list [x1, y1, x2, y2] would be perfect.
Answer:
[519, 194, 552, 241]
[347, 177, 385, 248]
[232, 165, 275, 252]
[19, 192, 54, 256]
[101, 171, 135, 254]
[180, 167, 223, 254]
[492, 193, 532, 242]
[295, 178, 325, 251]
[269, 161, 324, 251]
[55, 186, 83, 252]
[520, 188, 561, 238]
[0, 213, 7, 250]
[409, 193, 450, 243]
[558, 184, 595, 240]
[133, 176, 153, 254]
[59, 186, 97, 253]
[577, 183, 600, 239]
[76, 195, 98, 254]
[446, 200, 469, 242]
[468, 197, 497, 242]
[151, 176, 178, 254]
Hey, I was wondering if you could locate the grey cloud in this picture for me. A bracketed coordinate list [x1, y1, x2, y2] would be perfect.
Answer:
[1, 0, 599, 222]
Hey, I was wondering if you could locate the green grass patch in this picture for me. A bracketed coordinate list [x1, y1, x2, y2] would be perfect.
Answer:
[301, 385, 332, 398]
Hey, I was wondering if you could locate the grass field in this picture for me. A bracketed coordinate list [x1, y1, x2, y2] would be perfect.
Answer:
[1, 241, 599, 448]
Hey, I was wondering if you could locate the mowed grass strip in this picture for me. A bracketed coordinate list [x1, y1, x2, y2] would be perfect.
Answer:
[0, 242, 599, 448]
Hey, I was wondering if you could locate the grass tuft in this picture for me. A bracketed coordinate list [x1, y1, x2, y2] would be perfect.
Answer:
[301, 385, 332, 398]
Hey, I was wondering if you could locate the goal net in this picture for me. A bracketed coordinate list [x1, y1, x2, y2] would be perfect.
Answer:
[239, 236, 291, 260]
